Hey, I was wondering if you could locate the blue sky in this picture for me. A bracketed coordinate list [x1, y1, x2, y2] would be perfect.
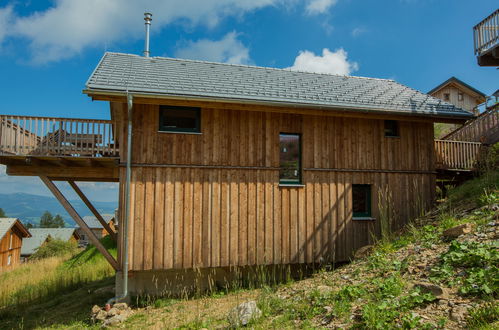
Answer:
[0, 0, 497, 203]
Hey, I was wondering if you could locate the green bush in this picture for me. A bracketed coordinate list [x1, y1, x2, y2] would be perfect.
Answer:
[466, 302, 499, 328]
[29, 239, 78, 260]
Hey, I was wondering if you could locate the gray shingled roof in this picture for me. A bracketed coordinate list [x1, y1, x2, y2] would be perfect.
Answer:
[85, 52, 472, 118]
[81, 215, 114, 229]
[21, 228, 77, 256]
[0, 218, 17, 241]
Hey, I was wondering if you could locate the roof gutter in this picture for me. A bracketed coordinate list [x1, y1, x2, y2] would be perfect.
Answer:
[82, 88, 474, 120]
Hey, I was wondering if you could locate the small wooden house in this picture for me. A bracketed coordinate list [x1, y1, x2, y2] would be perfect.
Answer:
[0, 218, 31, 271]
[20, 228, 80, 258]
[77, 215, 116, 246]
[428, 77, 486, 113]
[0, 52, 474, 295]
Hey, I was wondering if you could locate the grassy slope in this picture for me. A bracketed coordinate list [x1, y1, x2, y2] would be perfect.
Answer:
[0, 174, 497, 329]
[0, 236, 116, 330]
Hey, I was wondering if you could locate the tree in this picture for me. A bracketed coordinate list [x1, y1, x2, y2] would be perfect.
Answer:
[39, 211, 65, 228]
[26, 222, 34, 229]
[0, 208, 5, 217]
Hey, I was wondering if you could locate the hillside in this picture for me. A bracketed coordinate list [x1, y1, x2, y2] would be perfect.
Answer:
[0, 173, 497, 329]
[0, 192, 117, 227]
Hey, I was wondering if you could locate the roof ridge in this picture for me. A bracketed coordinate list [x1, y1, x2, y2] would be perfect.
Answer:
[104, 52, 394, 82]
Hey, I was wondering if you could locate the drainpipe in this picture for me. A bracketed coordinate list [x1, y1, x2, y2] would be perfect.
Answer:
[107, 92, 133, 307]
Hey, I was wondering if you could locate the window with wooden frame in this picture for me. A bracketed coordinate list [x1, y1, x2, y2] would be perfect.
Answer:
[458, 92, 464, 101]
[9, 232, 12, 249]
[279, 133, 301, 185]
[159, 105, 201, 133]
[384, 120, 399, 137]
[352, 184, 372, 218]
[443, 93, 450, 101]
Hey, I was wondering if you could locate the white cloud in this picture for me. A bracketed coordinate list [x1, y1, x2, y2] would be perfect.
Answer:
[0, 0, 281, 64]
[306, 0, 337, 15]
[175, 32, 250, 64]
[286, 48, 358, 75]
[0, 5, 13, 44]
[351, 27, 366, 37]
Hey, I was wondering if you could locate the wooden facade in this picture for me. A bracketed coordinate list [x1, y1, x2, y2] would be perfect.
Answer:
[0, 219, 31, 272]
[111, 102, 436, 271]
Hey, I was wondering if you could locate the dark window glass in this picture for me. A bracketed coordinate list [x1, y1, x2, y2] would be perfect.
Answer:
[352, 184, 371, 218]
[384, 120, 399, 137]
[443, 93, 450, 101]
[279, 133, 301, 184]
[159, 106, 201, 133]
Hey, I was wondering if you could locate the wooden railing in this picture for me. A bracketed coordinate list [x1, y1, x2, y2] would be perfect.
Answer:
[0, 115, 119, 157]
[443, 107, 499, 143]
[474, 9, 499, 56]
[435, 140, 482, 170]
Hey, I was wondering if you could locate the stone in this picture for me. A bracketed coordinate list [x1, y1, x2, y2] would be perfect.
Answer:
[113, 302, 128, 311]
[94, 310, 108, 322]
[227, 301, 262, 327]
[91, 305, 101, 315]
[450, 305, 468, 322]
[107, 307, 119, 317]
[413, 282, 449, 299]
[104, 314, 126, 326]
[354, 245, 374, 259]
[442, 223, 473, 239]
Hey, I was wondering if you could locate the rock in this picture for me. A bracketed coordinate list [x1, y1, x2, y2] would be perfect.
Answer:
[442, 223, 473, 239]
[113, 302, 128, 311]
[324, 306, 333, 314]
[450, 305, 468, 322]
[107, 307, 119, 317]
[94, 310, 107, 322]
[413, 282, 449, 299]
[227, 301, 262, 327]
[104, 314, 126, 326]
[91, 305, 101, 315]
[354, 245, 374, 259]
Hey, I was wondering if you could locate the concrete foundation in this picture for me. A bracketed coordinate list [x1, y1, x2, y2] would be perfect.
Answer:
[115, 264, 318, 297]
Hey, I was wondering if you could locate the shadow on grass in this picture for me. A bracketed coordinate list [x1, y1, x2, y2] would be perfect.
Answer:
[0, 277, 115, 330]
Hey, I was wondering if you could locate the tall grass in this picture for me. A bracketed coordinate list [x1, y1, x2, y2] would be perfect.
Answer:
[0, 237, 116, 308]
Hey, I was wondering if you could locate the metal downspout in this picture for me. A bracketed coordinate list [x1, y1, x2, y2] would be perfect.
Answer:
[107, 92, 133, 306]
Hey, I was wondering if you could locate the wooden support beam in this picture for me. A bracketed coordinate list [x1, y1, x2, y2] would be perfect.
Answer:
[39, 176, 120, 271]
[7, 165, 118, 181]
[68, 180, 117, 241]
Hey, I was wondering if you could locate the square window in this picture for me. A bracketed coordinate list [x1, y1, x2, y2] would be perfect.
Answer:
[384, 120, 399, 137]
[443, 93, 450, 101]
[279, 133, 301, 184]
[352, 184, 372, 218]
[159, 106, 201, 133]
[458, 92, 464, 101]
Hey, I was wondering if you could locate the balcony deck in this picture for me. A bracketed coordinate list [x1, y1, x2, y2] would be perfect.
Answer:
[0, 115, 119, 181]
[474, 9, 499, 66]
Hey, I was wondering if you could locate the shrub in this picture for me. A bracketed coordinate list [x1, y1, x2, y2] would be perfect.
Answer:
[29, 238, 78, 261]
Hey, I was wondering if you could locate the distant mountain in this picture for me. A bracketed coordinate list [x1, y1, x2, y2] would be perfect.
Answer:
[0, 193, 117, 227]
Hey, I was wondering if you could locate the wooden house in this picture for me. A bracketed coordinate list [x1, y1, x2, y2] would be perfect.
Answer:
[77, 215, 116, 246]
[428, 77, 486, 114]
[0, 218, 31, 271]
[20, 228, 80, 258]
[0, 52, 474, 295]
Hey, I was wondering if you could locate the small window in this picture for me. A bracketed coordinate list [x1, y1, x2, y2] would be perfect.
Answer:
[159, 105, 201, 133]
[7, 254, 11, 266]
[458, 92, 464, 101]
[9, 233, 13, 249]
[352, 184, 372, 218]
[279, 133, 301, 184]
[443, 93, 450, 101]
[384, 120, 399, 137]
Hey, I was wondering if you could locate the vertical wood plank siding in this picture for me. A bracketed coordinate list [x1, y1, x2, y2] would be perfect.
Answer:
[115, 103, 436, 271]
[0, 227, 23, 271]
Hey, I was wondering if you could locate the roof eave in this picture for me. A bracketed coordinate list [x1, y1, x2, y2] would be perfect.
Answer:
[83, 88, 473, 121]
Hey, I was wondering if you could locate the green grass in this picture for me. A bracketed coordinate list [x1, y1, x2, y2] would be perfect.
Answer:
[0, 236, 117, 329]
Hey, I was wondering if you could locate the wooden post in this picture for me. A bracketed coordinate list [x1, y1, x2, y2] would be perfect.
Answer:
[68, 180, 117, 241]
[39, 176, 119, 271]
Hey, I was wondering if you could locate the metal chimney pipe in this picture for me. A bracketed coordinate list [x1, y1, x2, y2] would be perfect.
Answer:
[143, 12, 152, 57]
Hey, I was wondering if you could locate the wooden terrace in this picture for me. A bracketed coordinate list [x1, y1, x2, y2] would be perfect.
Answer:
[474, 8, 499, 66]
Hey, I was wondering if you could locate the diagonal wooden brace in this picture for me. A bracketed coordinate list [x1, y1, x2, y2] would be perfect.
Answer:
[39, 176, 119, 271]
[68, 180, 117, 242]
